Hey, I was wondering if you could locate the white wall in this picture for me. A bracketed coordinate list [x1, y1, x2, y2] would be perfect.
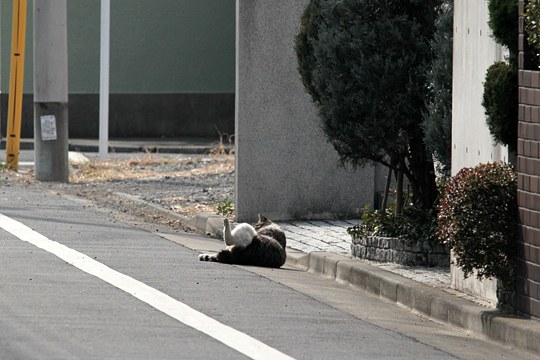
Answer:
[452, 0, 509, 303]
[452, 0, 508, 170]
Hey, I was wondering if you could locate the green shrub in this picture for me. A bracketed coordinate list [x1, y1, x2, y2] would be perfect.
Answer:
[483, 0, 518, 154]
[348, 205, 439, 247]
[437, 162, 517, 286]
[524, 0, 540, 67]
[487, 0, 518, 58]
[482, 62, 518, 153]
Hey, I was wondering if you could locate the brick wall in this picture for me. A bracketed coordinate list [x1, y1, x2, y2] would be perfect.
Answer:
[517, 0, 540, 317]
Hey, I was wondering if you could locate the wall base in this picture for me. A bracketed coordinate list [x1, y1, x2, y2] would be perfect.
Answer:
[0, 93, 234, 139]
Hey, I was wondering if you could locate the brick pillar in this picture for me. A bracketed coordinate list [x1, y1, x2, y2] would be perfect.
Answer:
[517, 0, 540, 317]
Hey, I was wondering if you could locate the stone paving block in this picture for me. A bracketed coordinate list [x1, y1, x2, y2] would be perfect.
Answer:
[287, 241, 314, 253]
[319, 224, 348, 234]
[278, 223, 293, 231]
[335, 242, 352, 251]
[286, 221, 311, 230]
[306, 220, 329, 227]
[317, 244, 340, 252]
[316, 235, 343, 244]
[339, 235, 352, 242]
[287, 233, 313, 244]
[290, 228, 317, 237]
[307, 238, 336, 250]
[300, 223, 329, 231]
[327, 220, 358, 228]
[323, 220, 350, 228]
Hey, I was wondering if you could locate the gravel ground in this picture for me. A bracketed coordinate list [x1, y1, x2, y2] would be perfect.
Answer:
[1, 152, 235, 233]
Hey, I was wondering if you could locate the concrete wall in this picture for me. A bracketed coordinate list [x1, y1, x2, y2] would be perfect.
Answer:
[235, 0, 374, 222]
[0, 0, 236, 138]
[452, 0, 509, 303]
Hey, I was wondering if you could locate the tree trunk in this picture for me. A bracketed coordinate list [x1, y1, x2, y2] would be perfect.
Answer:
[407, 130, 437, 211]
[382, 166, 392, 211]
[395, 166, 404, 217]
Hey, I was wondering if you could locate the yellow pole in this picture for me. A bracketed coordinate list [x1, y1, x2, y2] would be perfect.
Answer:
[5, 0, 27, 171]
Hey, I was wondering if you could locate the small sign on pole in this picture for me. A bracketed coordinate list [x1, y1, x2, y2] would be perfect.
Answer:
[40, 115, 58, 141]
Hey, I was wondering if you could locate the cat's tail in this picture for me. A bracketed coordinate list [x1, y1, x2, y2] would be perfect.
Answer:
[223, 218, 234, 246]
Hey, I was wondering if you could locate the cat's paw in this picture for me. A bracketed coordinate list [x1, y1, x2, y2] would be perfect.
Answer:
[199, 254, 212, 261]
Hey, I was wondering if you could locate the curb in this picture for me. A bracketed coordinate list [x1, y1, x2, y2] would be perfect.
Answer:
[2, 139, 219, 155]
[288, 251, 540, 355]
[112, 195, 227, 238]
[113, 192, 191, 223]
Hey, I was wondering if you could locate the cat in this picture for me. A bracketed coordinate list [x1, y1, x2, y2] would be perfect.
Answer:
[198, 214, 287, 268]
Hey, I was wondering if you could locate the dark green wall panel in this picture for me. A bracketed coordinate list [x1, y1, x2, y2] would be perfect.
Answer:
[1, 0, 235, 93]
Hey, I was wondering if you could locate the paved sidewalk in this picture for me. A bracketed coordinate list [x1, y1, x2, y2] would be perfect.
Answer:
[278, 219, 452, 291]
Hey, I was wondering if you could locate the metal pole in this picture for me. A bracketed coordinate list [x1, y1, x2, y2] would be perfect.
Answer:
[99, 0, 110, 160]
[33, 0, 69, 182]
[5, 0, 27, 171]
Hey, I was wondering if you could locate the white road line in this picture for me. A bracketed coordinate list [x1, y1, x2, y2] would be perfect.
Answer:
[0, 213, 294, 360]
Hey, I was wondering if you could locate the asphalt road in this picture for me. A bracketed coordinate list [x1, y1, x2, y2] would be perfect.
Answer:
[0, 185, 536, 359]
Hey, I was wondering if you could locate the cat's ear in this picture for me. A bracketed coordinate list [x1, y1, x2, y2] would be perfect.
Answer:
[258, 213, 262, 222]
[259, 214, 269, 222]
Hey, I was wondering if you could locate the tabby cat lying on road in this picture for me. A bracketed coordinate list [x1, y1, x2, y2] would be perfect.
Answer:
[198, 215, 286, 268]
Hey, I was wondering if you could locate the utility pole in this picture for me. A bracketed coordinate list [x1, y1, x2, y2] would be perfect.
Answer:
[33, 0, 69, 182]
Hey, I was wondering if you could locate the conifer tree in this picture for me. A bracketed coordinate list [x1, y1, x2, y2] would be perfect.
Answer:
[296, 0, 441, 212]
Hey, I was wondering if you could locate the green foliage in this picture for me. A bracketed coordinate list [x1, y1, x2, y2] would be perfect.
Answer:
[483, 0, 518, 154]
[216, 199, 235, 217]
[423, 0, 453, 177]
[295, 0, 440, 211]
[437, 163, 517, 286]
[524, 0, 540, 67]
[482, 62, 518, 153]
[487, 0, 518, 58]
[348, 205, 439, 247]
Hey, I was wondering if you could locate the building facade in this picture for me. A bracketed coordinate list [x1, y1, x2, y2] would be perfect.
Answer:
[0, 0, 235, 139]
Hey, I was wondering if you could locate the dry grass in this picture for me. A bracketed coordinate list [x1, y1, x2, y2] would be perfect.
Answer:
[2, 153, 236, 225]
[70, 154, 234, 183]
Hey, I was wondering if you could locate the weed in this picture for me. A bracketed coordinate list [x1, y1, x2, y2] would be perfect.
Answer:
[216, 199, 235, 217]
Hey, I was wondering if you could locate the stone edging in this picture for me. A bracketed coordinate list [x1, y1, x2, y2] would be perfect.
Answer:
[351, 235, 449, 267]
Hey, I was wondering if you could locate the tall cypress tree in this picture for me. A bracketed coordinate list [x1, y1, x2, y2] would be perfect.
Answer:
[296, 0, 441, 212]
